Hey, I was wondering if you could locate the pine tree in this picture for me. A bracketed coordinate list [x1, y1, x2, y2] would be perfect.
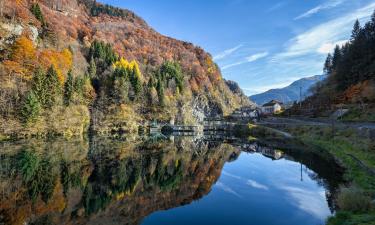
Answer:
[64, 70, 74, 106]
[156, 79, 165, 106]
[323, 54, 333, 75]
[332, 45, 342, 70]
[32, 68, 47, 105]
[88, 57, 97, 78]
[351, 20, 361, 42]
[21, 91, 41, 124]
[45, 65, 61, 108]
[30, 3, 46, 27]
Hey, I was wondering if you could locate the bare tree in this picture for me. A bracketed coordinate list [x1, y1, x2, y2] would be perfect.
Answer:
[0, 0, 4, 17]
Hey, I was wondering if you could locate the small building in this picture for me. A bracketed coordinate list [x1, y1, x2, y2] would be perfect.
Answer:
[230, 106, 260, 120]
[261, 100, 283, 115]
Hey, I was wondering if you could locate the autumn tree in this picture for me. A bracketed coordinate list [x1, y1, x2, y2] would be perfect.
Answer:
[4, 36, 37, 80]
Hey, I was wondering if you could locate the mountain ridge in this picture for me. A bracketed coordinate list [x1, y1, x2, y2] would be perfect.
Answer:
[249, 75, 326, 105]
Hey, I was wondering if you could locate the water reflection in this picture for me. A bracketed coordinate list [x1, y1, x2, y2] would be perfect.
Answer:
[0, 135, 343, 225]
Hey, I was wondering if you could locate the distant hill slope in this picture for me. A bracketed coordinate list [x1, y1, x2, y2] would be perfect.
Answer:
[249, 75, 326, 105]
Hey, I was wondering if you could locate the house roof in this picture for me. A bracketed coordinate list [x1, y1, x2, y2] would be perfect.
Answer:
[262, 100, 282, 107]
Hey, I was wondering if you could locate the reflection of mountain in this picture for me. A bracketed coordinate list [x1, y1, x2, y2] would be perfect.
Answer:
[0, 137, 238, 225]
[0, 135, 343, 225]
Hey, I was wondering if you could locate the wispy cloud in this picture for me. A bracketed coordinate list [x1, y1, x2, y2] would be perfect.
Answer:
[279, 186, 330, 219]
[274, 2, 375, 61]
[266, 2, 287, 13]
[213, 45, 242, 60]
[246, 52, 269, 62]
[317, 40, 348, 54]
[222, 51, 269, 70]
[246, 179, 269, 190]
[294, 0, 345, 20]
[216, 182, 242, 198]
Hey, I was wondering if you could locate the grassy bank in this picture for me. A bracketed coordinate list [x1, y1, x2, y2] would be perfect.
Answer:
[277, 125, 375, 225]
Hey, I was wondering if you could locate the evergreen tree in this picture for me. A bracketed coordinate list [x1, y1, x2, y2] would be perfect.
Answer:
[131, 67, 142, 97]
[332, 45, 342, 70]
[156, 79, 165, 106]
[21, 91, 41, 124]
[30, 3, 46, 27]
[88, 57, 97, 78]
[323, 53, 333, 75]
[351, 20, 361, 42]
[32, 68, 47, 105]
[64, 70, 74, 106]
[44, 66, 61, 108]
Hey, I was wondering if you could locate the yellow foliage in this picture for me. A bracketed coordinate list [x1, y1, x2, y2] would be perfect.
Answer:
[39, 48, 73, 84]
[113, 57, 130, 69]
[129, 59, 144, 82]
[113, 58, 144, 82]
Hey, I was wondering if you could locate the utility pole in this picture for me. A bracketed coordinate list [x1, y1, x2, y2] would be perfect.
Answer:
[299, 86, 302, 109]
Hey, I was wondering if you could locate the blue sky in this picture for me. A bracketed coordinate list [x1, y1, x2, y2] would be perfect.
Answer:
[100, 0, 375, 95]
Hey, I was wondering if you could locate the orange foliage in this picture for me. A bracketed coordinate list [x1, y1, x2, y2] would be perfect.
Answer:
[3, 36, 72, 84]
[39, 48, 73, 84]
[3, 36, 37, 80]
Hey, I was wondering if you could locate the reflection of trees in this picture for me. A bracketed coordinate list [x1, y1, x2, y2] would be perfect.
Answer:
[0, 135, 343, 225]
[17, 149, 57, 203]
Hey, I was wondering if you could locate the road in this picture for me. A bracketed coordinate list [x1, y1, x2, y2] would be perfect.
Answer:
[258, 117, 375, 130]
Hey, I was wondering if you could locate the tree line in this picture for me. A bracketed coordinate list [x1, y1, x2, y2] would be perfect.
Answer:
[323, 11, 375, 92]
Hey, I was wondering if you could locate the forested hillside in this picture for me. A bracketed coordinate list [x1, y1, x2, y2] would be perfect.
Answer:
[0, 0, 251, 139]
[289, 13, 375, 119]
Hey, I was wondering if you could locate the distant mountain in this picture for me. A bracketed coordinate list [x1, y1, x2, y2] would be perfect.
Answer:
[249, 75, 326, 106]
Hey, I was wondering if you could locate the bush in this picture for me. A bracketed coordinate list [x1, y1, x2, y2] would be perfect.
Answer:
[337, 186, 372, 213]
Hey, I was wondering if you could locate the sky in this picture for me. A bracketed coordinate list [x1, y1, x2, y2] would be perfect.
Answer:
[100, 0, 375, 95]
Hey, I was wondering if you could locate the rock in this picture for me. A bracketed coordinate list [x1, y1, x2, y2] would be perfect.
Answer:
[28, 25, 39, 43]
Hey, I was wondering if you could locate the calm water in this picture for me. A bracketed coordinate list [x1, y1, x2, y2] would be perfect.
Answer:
[0, 135, 343, 225]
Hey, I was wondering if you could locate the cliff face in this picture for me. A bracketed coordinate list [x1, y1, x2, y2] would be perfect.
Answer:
[0, 0, 251, 138]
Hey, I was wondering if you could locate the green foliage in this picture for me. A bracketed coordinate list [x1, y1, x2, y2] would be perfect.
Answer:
[17, 150, 57, 203]
[88, 57, 97, 78]
[88, 40, 118, 67]
[30, 3, 46, 27]
[64, 70, 74, 106]
[160, 61, 184, 93]
[156, 79, 165, 106]
[111, 76, 129, 103]
[21, 91, 41, 124]
[337, 186, 372, 213]
[323, 14, 375, 91]
[44, 66, 62, 108]
[79, 0, 137, 19]
[32, 68, 48, 106]
[130, 66, 142, 97]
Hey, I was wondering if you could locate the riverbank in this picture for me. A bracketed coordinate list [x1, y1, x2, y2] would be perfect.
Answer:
[257, 119, 375, 225]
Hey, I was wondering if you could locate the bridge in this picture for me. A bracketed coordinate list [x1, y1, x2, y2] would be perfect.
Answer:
[149, 122, 202, 134]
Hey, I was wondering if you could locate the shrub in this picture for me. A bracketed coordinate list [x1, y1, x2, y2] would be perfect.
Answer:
[337, 186, 372, 213]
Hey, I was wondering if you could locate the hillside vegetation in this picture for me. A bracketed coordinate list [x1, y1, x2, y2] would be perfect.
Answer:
[0, 0, 251, 139]
[288, 13, 375, 120]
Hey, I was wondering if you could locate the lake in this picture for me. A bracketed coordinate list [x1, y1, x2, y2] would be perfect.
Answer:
[0, 134, 343, 225]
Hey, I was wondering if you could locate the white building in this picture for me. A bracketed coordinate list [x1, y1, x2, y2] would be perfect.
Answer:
[261, 100, 282, 115]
